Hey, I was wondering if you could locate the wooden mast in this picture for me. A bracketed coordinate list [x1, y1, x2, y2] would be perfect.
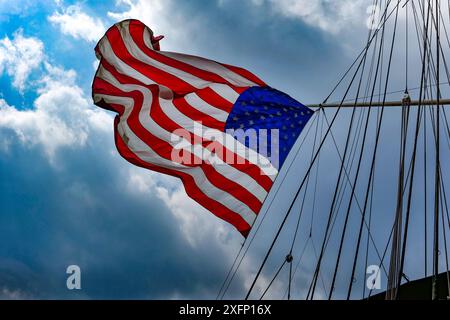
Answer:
[307, 99, 450, 109]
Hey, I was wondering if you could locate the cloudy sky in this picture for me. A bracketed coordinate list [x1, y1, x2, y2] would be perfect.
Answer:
[1, 0, 449, 300]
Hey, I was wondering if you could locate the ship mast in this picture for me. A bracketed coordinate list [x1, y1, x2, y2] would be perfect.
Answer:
[307, 98, 450, 109]
[432, 0, 441, 301]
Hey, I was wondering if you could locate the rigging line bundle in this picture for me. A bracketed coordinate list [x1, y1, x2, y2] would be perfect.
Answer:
[218, 0, 450, 300]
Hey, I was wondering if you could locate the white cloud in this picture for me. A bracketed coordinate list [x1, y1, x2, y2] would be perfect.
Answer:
[0, 287, 29, 300]
[107, 0, 195, 51]
[127, 166, 234, 247]
[49, 1, 191, 48]
[48, 4, 106, 43]
[0, 0, 39, 17]
[0, 29, 44, 92]
[155, 182, 228, 247]
[248, 0, 368, 34]
[0, 31, 112, 161]
[92, 59, 100, 71]
[107, 0, 167, 33]
[0, 66, 111, 160]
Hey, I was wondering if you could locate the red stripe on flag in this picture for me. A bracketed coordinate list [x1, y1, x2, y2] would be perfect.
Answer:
[195, 87, 234, 113]
[128, 20, 238, 87]
[221, 63, 266, 87]
[106, 26, 197, 95]
[100, 58, 227, 130]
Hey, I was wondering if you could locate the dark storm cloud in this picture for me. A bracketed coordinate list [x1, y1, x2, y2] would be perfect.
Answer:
[0, 125, 248, 299]
[171, 0, 353, 103]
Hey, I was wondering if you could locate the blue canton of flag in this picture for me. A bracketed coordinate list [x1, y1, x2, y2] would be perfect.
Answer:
[225, 86, 314, 169]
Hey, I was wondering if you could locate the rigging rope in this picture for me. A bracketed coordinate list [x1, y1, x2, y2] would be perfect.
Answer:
[216, 112, 319, 299]
[258, 104, 324, 301]
[245, 48, 371, 299]
[349, 2, 401, 300]
[307, 10, 385, 296]
[388, 0, 430, 300]
[432, 0, 441, 301]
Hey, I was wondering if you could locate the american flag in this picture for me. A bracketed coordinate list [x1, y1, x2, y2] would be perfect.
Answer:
[92, 19, 313, 237]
